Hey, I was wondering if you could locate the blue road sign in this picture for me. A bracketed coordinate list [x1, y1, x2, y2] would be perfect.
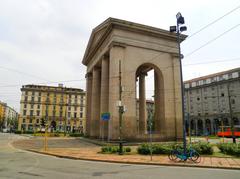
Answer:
[101, 112, 110, 121]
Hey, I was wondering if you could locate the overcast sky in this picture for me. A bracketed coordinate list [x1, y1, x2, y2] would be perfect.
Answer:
[0, 0, 240, 112]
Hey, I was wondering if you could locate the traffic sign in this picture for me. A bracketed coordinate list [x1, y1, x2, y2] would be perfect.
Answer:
[101, 112, 110, 121]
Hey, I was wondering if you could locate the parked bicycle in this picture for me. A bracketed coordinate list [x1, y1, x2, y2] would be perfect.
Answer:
[168, 146, 201, 163]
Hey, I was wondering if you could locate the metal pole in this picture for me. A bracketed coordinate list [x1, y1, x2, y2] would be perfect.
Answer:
[177, 23, 187, 154]
[149, 110, 153, 161]
[119, 60, 123, 155]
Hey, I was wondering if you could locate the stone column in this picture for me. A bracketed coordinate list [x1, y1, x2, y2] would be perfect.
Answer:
[139, 72, 147, 134]
[90, 67, 101, 138]
[100, 55, 109, 139]
[154, 71, 161, 133]
[86, 73, 92, 136]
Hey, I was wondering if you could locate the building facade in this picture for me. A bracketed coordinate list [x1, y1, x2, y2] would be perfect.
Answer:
[0, 101, 6, 130]
[184, 68, 240, 136]
[0, 101, 18, 131]
[18, 84, 86, 133]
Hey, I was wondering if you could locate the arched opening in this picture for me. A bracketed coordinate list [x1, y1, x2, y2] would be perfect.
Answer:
[213, 119, 220, 134]
[205, 119, 211, 135]
[197, 119, 203, 136]
[190, 119, 195, 135]
[135, 63, 164, 135]
[51, 120, 56, 131]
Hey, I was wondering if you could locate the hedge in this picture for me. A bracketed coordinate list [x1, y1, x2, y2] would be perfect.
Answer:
[101, 146, 131, 154]
[217, 143, 240, 157]
[69, 133, 84, 137]
[137, 142, 213, 155]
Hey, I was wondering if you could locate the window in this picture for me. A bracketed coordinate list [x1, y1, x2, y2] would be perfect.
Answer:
[197, 97, 200, 101]
[38, 97, 41, 102]
[32, 91, 35, 96]
[68, 112, 71, 118]
[23, 118, 26, 123]
[221, 93, 224, 97]
[68, 106, 71, 110]
[36, 119, 39, 123]
[37, 110, 40, 116]
[24, 104, 27, 108]
[80, 121, 82, 125]
[74, 112, 77, 118]
[231, 99, 235, 104]
[31, 96, 34, 102]
[29, 118, 33, 123]
[30, 110, 34, 116]
[80, 113, 83, 118]
[23, 110, 27, 116]
[60, 111, 63, 117]
[24, 96, 28, 102]
[39, 92, 41, 96]
[74, 106, 77, 111]
[211, 87, 215, 91]
[80, 107, 83, 111]
[31, 104, 34, 109]
[25, 91, 28, 95]
[37, 104, 40, 109]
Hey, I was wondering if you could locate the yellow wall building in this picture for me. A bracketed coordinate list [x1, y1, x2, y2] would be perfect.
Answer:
[18, 84, 86, 133]
[0, 101, 6, 129]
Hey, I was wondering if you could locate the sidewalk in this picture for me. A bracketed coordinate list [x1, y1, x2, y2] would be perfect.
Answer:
[28, 147, 240, 170]
[12, 137, 240, 170]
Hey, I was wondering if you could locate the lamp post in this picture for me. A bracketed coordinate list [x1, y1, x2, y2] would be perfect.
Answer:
[170, 12, 187, 154]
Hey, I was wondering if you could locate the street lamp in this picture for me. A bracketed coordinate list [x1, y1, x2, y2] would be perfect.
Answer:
[170, 12, 187, 154]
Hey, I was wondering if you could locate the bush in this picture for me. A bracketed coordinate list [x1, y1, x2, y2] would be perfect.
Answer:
[217, 143, 240, 157]
[101, 146, 131, 154]
[14, 130, 22, 134]
[69, 133, 84, 137]
[192, 142, 213, 155]
[24, 130, 34, 134]
[137, 142, 213, 155]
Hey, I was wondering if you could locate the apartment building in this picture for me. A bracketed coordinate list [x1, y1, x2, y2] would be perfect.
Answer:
[0, 101, 18, 131]
[184, 67, 240, 135]
[18, 84, 86, 133]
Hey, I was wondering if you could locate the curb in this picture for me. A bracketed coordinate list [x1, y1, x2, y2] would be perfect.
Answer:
[26, 149, 240, 171]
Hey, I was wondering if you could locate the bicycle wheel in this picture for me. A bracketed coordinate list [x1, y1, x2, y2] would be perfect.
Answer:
[168, 150, 178, 161]
[190, 151, 201, 163]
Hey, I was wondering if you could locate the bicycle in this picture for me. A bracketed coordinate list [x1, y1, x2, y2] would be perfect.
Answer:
[168, 146, 201, 163]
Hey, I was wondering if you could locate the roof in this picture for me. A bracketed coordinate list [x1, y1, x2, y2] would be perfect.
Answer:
[82, 17, 187, 65]
[21, 84, 85, 93]
[184, 67, 240, 84]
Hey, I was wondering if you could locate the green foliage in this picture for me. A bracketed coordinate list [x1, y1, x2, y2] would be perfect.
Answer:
[14, 130, 22, 134]
[24, 130, 34, 134]
[101, 146, 131, 154]
[191, 142, 213, 155]
[69, 133, 84, 137]
[137, 142, 213, 155]
[137, 143, 172, 155]
[217, 143, 240, 157]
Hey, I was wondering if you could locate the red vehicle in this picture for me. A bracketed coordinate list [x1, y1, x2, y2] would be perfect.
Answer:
[217, 126, 240, 137]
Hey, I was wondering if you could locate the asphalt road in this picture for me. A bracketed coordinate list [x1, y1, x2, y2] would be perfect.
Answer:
[0, 133, 240, 179]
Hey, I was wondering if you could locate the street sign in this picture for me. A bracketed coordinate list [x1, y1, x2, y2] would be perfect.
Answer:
[101, 112, 110, 121]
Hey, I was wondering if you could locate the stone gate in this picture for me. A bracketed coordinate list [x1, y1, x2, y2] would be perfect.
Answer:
[82, 18, 187, 141]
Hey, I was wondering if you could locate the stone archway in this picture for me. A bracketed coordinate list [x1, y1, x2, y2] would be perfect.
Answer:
[135, 63, 165, 136]
[82, 18, 187, 141]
